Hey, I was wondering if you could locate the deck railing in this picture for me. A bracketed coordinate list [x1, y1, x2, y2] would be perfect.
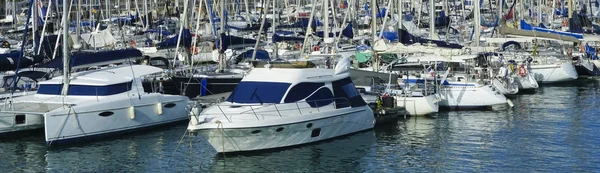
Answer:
[199, 97, 351, 123]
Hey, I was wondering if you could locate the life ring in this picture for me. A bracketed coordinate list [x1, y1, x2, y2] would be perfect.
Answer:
[518, 65, 527, 77]
[312, 46, 320, 51]
[190, 46, 199, 55]
[294, 43, 301, 50]
[130, 40, 136, 47]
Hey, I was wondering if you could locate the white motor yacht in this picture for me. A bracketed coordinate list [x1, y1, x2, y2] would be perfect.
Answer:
[187, 58, 375, 153]
[0, 65, 191, 144]
[402, 75, 508, 109]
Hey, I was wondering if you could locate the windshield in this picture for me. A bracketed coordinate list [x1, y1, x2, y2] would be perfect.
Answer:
[226, 81, 291, 104]
[37, 81, 132, 96]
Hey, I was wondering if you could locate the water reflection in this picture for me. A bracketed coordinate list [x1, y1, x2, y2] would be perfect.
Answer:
[210, 131, 376, 172]
[2, 79, 600, 172]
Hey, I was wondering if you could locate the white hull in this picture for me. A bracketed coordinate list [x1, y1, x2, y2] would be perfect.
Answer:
[394, 95, 439, 116]
[361, 94, 438, 116]
[592, 60, 600, 71]
[44, 94, 189, 144]
[0, 113, 44, 134]
[578, 60, 595, 74]
[188, 58, 374, 153]
[438, 85, 507, 108]
[492, 77, 519, 95]
[0, 93, 53, 135]
[516, 73, 539, 90]
[191, 107, 374, 153]
[530, 62, 578, 83]
[191, 52, 216, 63]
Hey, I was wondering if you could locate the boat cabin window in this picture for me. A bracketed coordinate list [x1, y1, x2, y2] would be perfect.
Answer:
[284, 82, 325, 103]
[305, 87, 334, 108]
[356, 87, 366, 93]
[332, 77, 366, 108]
[37, 81, 133, 96]
[226, 81, 291, 104]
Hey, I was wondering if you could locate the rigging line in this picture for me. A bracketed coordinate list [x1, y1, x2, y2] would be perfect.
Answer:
[128, 61, 143, 99]
[168, 123, 191, 167]
[71, 107, 88, 137]
[48, 104, 73, 146]
[9, 0, 35, 105]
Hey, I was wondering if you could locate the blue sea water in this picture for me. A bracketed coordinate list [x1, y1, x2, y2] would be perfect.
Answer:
[1, 78, 600, 172]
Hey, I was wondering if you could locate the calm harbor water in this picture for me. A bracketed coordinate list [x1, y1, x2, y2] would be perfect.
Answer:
[2, 78, 600, 172]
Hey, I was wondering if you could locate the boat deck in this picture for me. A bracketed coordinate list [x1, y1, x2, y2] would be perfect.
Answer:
[0, 102, 65, 114]
[191, 92, 232, 105]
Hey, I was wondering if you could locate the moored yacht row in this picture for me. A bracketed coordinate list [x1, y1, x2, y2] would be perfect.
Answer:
[3, 0, 600, 156]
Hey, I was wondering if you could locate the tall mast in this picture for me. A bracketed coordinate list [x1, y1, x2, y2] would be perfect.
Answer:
[371, 0, 376, 42]
[550, 0, 555, 22]
[105, 0, 109, 19]
[61, 0, 70, 96]
[497, 0, 503, 23]
[324, 0, 330, 44]
[429, 0, 434, 40]
[37, 0, 53, 54]
[417, 0, 422, 26]
[299, 0, 316, 58]
[474, 0, 480, 47]
[244, 0, 251, 26]
[144, 0, 149, 29]
[75, 0, 81, 49]
[89, 0, 93, 28]
[567, 0, 572, 18]
[218, 0, 226, 72]
[537, 0, 542, 24]
[33, 0, 38, 55]
[273, 0, 278, 59]
[251, 0, 270, 60]
[12, 0, 16, 29]
[175, 0, 189, 65]
[398, 0, 403, 30]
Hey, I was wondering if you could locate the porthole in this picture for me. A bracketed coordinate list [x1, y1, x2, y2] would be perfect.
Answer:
[251, 130, 261, 134]
[276, 127, 284, 132]
[15, 114, 25, 124]
[306, 123, 313, 128]
[164, 103, 177, 108]
[311, 128, 321, 137]
[99, 111, 114, 117]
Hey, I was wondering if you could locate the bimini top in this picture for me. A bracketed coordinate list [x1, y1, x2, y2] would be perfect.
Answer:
[42, 65, 163, 86]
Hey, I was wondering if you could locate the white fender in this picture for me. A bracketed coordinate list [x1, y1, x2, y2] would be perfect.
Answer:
[128, 106, 135, 119]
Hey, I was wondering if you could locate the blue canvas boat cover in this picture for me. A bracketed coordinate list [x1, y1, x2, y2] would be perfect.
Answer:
[237, 49, 270, 60]
[0, 51, 44, 71]
[156, 29, 192, 49]
[272, 34, 305, 42]
[216, 33, 258, 53]
[277, 18, 323, 29]
[314, 23, 354, 39]
[36, 48, 143, 70]
[398, 29, 463, 49]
